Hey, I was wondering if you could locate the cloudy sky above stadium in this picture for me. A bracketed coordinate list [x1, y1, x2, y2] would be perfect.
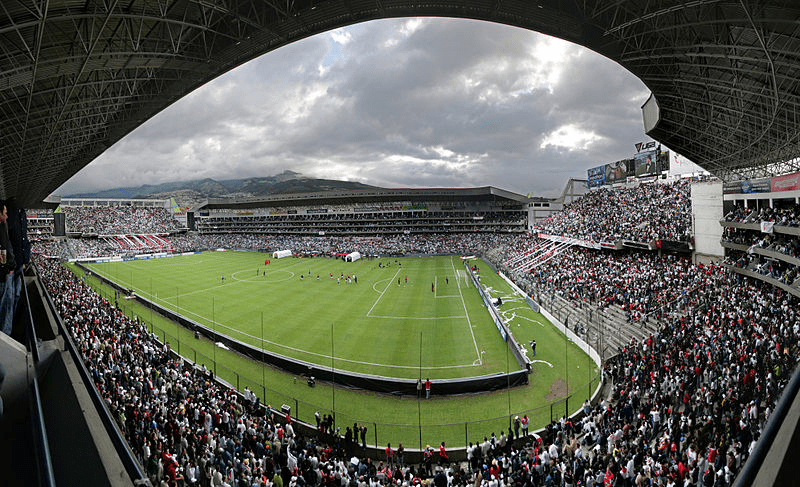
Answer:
[56, 18, 701, 198]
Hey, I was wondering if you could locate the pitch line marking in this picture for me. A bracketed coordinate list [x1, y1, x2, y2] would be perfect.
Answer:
[366, 268, 401, 317]
[366, 314, 466, 320]
[451, 257, 482, 364]
[89, 259, 483, 372]
[433, 276, 459, 298]
[151, 303, 479, 371]
[231, 269, 294, 283]
[372, 278, 392, 293]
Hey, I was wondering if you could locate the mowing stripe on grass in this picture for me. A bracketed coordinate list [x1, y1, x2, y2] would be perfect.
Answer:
[86, 253, 524, 379]
[94, 260, 482, 371]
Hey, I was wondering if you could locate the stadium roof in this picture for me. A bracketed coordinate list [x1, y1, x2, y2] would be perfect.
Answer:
[196, 186, 529, 210]
[3, 0, 800, 207]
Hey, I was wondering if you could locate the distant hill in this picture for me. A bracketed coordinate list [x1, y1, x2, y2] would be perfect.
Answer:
[67, 171, 380, 200]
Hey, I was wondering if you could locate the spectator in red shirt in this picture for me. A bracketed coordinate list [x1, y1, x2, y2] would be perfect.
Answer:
[385, 443, 394, 467]
[604, 465, 615, 487]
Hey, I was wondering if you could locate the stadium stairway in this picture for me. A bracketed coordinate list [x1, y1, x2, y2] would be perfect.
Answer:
[540, 294, 663, 363]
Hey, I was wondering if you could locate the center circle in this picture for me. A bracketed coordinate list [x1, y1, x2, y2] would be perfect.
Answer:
[231, 268, 295, 283]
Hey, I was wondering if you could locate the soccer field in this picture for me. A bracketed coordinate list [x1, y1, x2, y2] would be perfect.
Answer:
[85, 252, 513, 379]
[76, 252, 600, 447]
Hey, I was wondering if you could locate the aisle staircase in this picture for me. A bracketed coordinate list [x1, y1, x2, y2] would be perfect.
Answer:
[506, 239, 576, 272]
[540, 293, 663, 362]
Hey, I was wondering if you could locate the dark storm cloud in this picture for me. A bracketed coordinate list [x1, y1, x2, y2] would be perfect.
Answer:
[57, 18, 666, 197]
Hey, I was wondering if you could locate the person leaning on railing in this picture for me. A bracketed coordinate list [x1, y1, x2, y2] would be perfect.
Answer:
[0, 200, 17, 336]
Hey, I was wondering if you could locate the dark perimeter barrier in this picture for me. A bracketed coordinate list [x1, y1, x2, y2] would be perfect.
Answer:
[462, 259, 530, 373]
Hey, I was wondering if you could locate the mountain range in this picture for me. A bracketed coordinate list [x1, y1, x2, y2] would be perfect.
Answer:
[67, 171, 379, 200]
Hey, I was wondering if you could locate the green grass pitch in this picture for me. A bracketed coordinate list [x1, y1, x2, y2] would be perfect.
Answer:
[86, 252, 511, 379]
[78, 252, 600, 448]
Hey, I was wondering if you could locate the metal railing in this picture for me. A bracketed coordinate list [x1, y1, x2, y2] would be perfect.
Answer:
[21, 276, 56, 487]
[732, 362, 800, 487]
[36, 268, 150, 486]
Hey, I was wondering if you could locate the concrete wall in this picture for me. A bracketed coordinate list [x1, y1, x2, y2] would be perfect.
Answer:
[691, 180, 724, 259]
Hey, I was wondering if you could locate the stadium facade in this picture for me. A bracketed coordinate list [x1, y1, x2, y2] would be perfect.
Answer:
[190, 187, 532, 236]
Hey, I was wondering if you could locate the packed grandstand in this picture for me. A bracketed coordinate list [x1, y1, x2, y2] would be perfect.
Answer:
[23, 175, 800, 487]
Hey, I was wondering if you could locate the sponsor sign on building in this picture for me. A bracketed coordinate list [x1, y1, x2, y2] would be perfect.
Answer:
[770, 172, 800, 192]
[722, 179, 772, 194]
[634, 141, 657, 152]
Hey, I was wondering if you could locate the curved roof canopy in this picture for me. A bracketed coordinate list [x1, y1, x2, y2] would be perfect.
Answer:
[3, 0, 800, 207]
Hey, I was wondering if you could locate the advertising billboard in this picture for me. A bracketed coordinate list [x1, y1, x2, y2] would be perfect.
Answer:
[722, 179, 772, 194]
[771, 172, 800, 192]
[634, 150, 658, 177]
[604, 159, 630, 184]
[587, 166, 605, 188]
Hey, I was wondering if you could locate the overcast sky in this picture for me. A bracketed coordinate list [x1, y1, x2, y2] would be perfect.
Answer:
[56, 17, 701, 198]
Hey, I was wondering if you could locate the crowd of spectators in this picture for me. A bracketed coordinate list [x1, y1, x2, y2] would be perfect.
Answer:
[487, 236, 708, 322]
[29, 239, 71, 259]
[43, 233, 519, 260]
[64, 206, 182, 235]
[38, 255, 304, 486]
[720, 223, 800, 288]
[590, 268, 799, 487]
[724, 250, 799, 287]
[722, 228, 800, 262]
[24, 178, 800, 487]
[183, 233, 515, 257]
[537, 180, 692, 244]
[197, 211, 526, 235]
[34, 233, 800, 487]
[70, 238, 117, 258]
[723, 204, 800, 227]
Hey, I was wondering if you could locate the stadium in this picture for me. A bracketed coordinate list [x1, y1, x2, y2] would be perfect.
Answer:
[2, 2, 800, 487]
